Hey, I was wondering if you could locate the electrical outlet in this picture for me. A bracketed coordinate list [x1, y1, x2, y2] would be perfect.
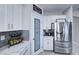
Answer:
[0, 35, 5, 40]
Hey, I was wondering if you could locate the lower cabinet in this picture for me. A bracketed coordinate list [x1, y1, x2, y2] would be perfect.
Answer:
[44, 36, 53, 50]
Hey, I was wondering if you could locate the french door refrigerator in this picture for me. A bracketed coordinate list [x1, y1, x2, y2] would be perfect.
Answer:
[53, 18, 72, 54]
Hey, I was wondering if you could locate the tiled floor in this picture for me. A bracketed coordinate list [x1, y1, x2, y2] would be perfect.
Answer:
[39, 51, 65, 55]
[39, 50, 79, 55]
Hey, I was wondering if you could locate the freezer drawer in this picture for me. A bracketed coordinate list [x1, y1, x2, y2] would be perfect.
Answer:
[55, 41, 72, 48]
[54, 46, 72, 54]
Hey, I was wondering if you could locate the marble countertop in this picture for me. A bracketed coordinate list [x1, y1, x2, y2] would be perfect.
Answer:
[0, 41, 30, 55]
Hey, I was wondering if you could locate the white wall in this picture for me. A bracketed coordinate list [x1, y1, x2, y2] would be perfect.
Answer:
[72, 5, 79, 54]
[73, 9, 79, 46]
[72, 16, 79, 54]
[44, 11, 63, 16]
[73, 17, 79, 43]
[73, 10, 79, 17]
[63, 6, 73, 22]
[43, 15, 66, 29]
[43, 6, 73, 30]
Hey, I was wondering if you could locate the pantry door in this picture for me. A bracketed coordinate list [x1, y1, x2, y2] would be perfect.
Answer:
[34, 18, 40, 52]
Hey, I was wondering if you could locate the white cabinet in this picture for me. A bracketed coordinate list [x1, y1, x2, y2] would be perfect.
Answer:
[0, 5, 22, 32]
[7, 5, 22, 31]
[12, 5, 22, 30]
[0, 5, 7, 31]
[44, 36, 53, 50]
[0, 5, 30, 32]
[7, 5, 13, 31]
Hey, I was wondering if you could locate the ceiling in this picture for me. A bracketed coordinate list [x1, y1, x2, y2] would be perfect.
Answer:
[38, 4, 79, 12]
[39, 4, 71, 12]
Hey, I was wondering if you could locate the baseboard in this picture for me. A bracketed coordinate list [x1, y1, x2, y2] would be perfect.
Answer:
[44, 50, 53, 52]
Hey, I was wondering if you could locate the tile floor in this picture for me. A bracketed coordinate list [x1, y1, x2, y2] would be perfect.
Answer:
[38, 50, 76, 55]
[39, 51, 65, 55]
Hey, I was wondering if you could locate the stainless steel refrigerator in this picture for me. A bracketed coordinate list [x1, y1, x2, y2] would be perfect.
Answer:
[53, 18, 72, 54]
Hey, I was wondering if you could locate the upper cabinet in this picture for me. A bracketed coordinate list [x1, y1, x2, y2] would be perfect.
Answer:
[22, 5, 32, 30]
[7, 5, 22, 31]
[12, 5, 22, 30]
[7, 5, 13, 31]
[0, 4, 41, 32]
[0, 5, 5, 31]
[0, 5, 7, 31]
[0, 4, 23, 32]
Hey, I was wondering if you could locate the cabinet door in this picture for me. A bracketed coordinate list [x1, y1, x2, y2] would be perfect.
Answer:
[12, 5, 22, 30]
[44, 37, 53, 50]
[22, 5, 31, 30]
[7, 5, 13, 31]
[0, 5, 22, 32]
[0, 5, 7, 31]
[48, 38, 53, 50]
[44, 39, 50, 50]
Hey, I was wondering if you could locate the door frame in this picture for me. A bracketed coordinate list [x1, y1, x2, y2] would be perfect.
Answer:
[31, 18, 41, 55]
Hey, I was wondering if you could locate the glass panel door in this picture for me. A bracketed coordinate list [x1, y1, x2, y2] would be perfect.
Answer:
[34, 18, 40, 52]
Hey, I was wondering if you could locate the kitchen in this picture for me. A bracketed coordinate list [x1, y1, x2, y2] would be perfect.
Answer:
[0, 4, 78, 55]
[0, 4, 43, 55]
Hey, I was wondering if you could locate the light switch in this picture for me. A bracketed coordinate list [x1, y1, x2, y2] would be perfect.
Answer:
[0, 35, 5, 40]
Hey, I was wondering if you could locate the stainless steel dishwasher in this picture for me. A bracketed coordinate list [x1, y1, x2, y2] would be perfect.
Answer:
[53, 18, 72, 54]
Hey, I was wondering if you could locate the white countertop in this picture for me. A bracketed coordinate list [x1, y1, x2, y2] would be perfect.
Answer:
[43, 36, 54, 39]
[0, 41, 30, 55]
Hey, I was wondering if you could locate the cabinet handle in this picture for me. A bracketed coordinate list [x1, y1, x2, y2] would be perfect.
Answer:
[8, 24, 10, 29]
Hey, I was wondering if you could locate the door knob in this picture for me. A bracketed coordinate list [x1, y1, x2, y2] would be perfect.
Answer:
[8, 24, 10, 29]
